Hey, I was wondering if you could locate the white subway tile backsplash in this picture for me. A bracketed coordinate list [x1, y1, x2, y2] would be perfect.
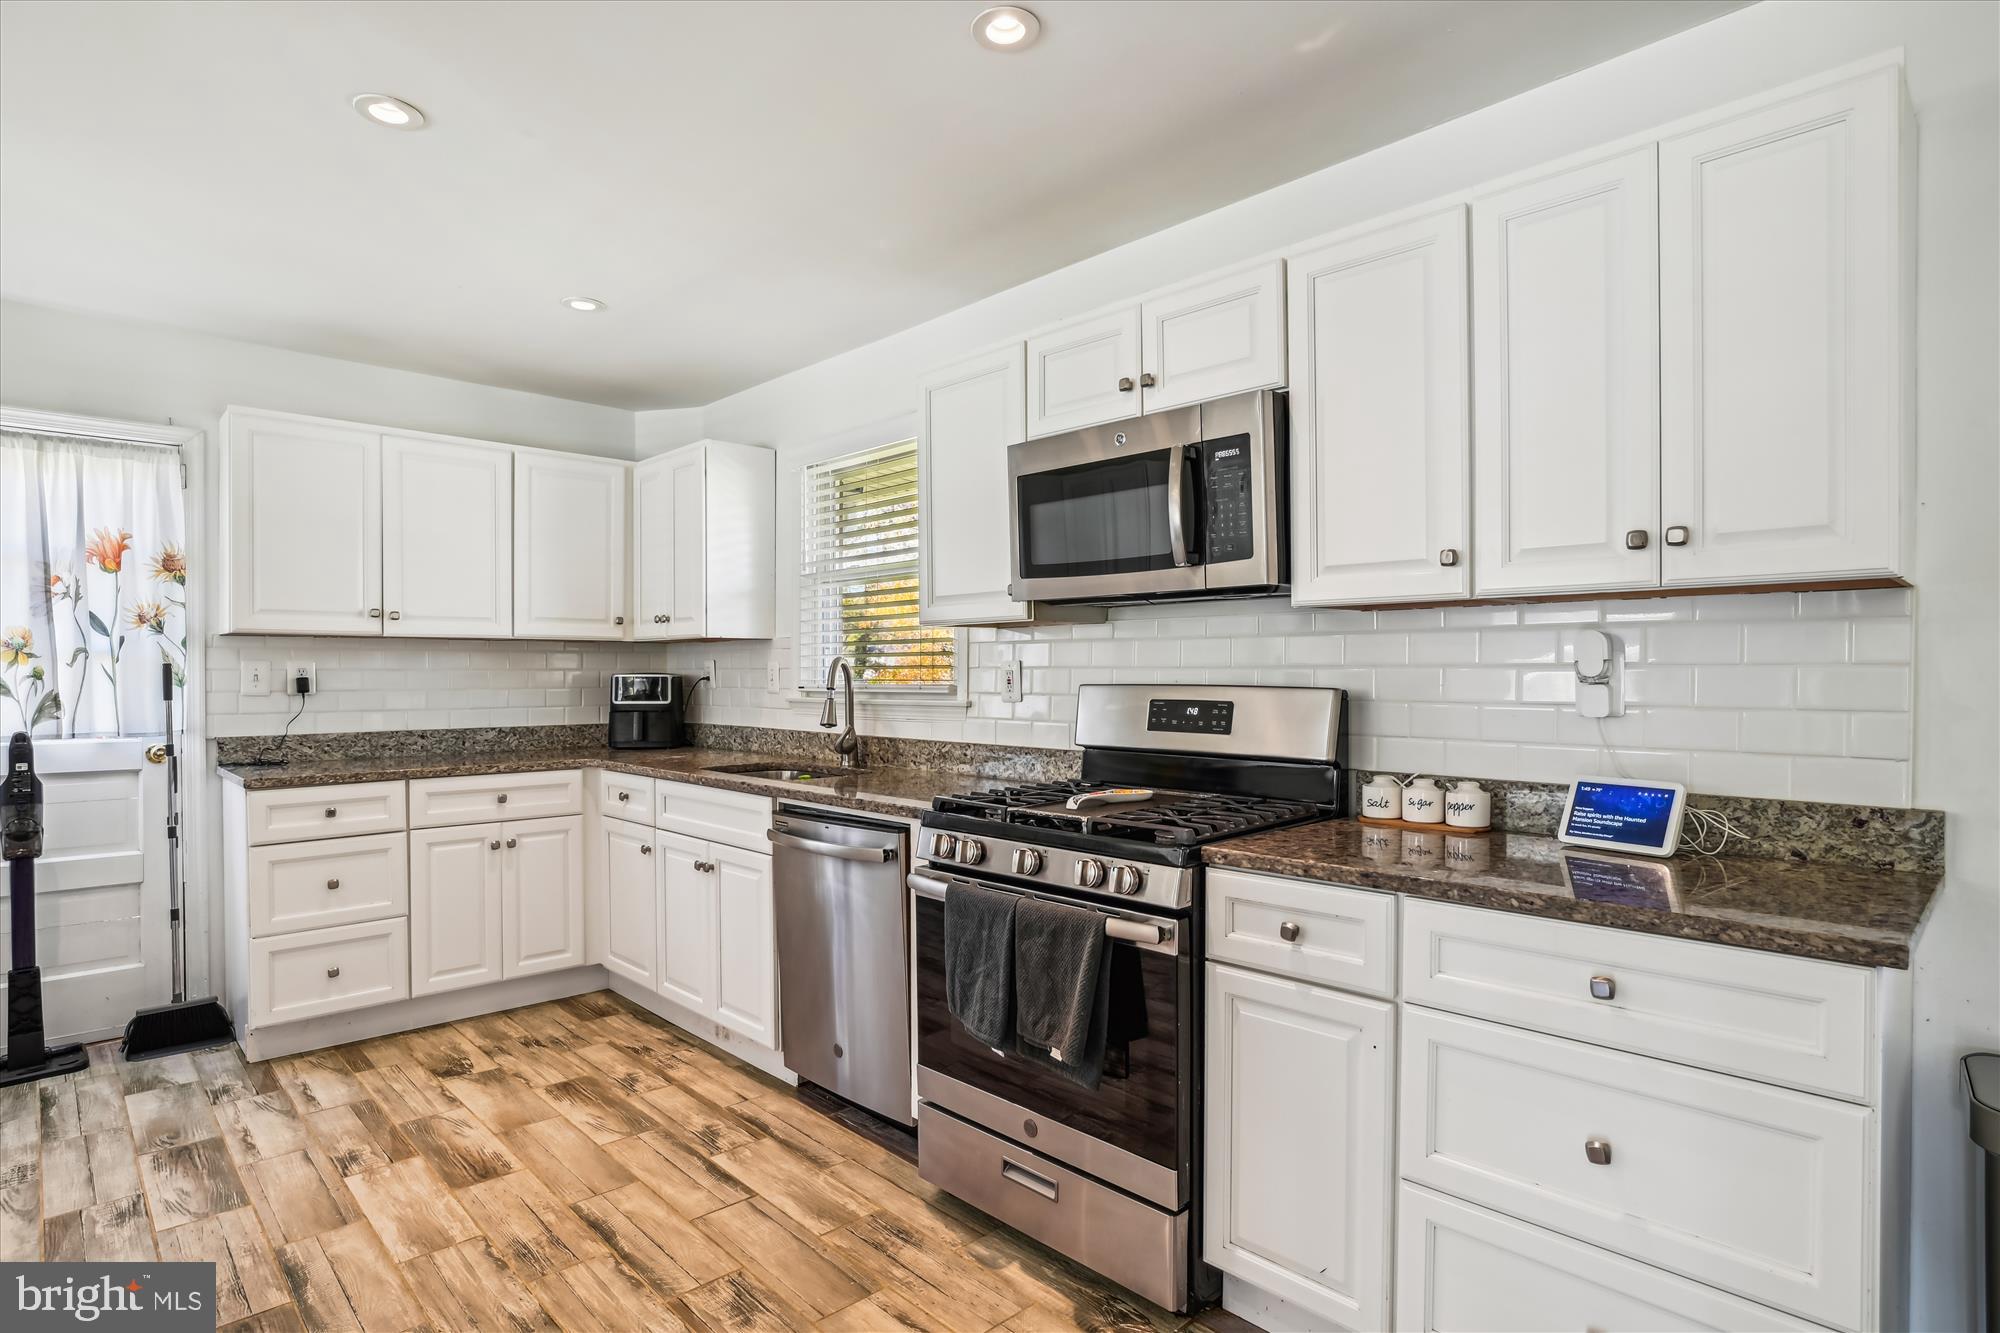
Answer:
[1644, 622, 1743, 664]
[1693, 665, 1795, 709]
[1797, 665, 1910, 711]
[1851, 619, 1914, 663]
[1442, 668, 1517, 702]
[1743, 621, 1851, 663]
[1479, 629, 1562, 664]
[1847, 711, 1914, 760]
[1792, 755, 1909, 806]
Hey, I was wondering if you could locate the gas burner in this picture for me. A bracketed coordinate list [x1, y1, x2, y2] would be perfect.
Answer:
[933, 779, 1100, 818]
[932, 783, 1323, 848]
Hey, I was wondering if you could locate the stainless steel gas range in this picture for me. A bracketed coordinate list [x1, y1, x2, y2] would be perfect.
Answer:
[909, 683, 1347, 1313]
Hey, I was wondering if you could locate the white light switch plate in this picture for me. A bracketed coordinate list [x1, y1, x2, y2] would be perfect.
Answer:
[240, 660, 271, 696]
[766, 661, 781, 692]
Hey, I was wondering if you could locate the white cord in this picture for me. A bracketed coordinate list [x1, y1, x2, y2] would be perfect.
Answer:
[1677, 805, 1747, 858]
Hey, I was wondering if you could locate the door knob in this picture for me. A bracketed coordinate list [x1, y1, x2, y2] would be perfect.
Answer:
[1664, 525, 1691, 547]
[1278, 921, 1301, 943]
[1625, 529, 1650, 550]
[1589, 974, 1616, 1000]
[326, 878, 340, 891]
[1117, 377, 1135, 392]
[1584, 1138, 1613, 1166]
[1438, 548, 1460, 567]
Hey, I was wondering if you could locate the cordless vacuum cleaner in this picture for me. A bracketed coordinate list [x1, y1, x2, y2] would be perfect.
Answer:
[122, 662, 235, 1060]
[2, 730, 90, 1087]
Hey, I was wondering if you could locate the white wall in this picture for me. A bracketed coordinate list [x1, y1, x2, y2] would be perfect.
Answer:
[644, 4, 1999, 1324]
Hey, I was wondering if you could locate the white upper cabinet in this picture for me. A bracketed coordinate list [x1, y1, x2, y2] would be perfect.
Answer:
[1472, 148, 1661, 597]
[1026, 306, 1143, 438]
[1288, 207, 1471, 605]
[222, 410, 382, 634]
[632, 440, 774, 641]
[513, 450, 629, 640]
[1659, 66, 1908, 586]
[918, 343, 1033, 626]
[1138, 260, 1287, 414]
[381, 434, 513, 637]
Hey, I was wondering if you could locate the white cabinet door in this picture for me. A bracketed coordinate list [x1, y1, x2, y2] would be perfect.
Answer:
[711, 844, 777, 1048]
[513, 451, 629, 639]
[1204, 962, 1394, 1330]
[501, 815, 582, 978]
[1473, 149, 1661, 596]
[599, 820, 658, 987]
[657, 830, 714, 1015]
[1288, 208, 1470, 604]
[382, 434, 513, 637]
[633, 444, 705, 639]
[918, 344, 1033, 625]
[222, 410, 382, 634]
[1659, 67, 1907, 585]
[1139, 260, 1286, 414]
[409, 823, 503, 996]
[1026, 306, 1142, 437]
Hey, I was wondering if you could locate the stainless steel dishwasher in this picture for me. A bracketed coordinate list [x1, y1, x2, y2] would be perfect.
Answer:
[767, 805, 913, 1125]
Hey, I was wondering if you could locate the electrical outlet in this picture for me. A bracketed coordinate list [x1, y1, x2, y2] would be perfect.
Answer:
[1001, 663, 1025, 704]
[284, 662, 316, 696]
[701, 659, 718, 690]
[766, 660, 781, 692]
[240, 660, 271, 696]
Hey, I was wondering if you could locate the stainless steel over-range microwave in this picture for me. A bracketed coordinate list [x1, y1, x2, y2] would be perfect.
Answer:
[1006, 389, 1287, 604]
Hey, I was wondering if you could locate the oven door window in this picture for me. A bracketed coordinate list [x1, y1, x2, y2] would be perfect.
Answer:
[1016, 450, 1182, 579]
[914, 894, 1184, 1171]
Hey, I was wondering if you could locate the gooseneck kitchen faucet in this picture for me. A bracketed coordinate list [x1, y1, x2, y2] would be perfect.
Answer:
[820, 657, 859, 767]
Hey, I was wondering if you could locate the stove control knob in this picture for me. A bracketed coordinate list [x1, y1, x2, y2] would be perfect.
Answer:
[1111, 865, 1144, 896]
[956, 839, 986, 866]
[1074, 858, 1107, 889]
[930, 833, 958, 860]
[1011, 848, 1045, 877]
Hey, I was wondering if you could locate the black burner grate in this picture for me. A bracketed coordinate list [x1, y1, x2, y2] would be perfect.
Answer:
[932, 783, 1323, 847]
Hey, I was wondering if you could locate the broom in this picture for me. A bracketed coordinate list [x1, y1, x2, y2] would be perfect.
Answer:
[122, 661, 235, 1060]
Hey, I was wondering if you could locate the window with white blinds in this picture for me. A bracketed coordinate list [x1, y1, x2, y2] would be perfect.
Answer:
[798, 439, 956, 693]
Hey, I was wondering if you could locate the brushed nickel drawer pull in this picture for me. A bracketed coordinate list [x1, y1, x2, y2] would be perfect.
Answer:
[1139, 371, 1157, 387]
[1117, 376, 1135, 392]
[505, 837, 517, 849]
[640, 844, 653, 855]
[324, 808, 337, 818]
[1278, 921, 1301, 943]
[1589, 974, 1616, 1000]
[617, 791, 630, 802]
[1000, 1159, 1059, 1201]
[326, 878, 340, 891]
[1585, 1138, 1612, 1165]
[1664, 525, 1691, 547]
[1625, 529, 1650, 550]
[326, 966, 341, 979]
[496, 793, 508, 804]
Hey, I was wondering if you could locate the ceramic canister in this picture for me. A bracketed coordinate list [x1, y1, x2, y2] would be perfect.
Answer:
[1361, 774, 1404, 820]
[1445, 779, 1492, 829]
[1402, 776, 1445, 824]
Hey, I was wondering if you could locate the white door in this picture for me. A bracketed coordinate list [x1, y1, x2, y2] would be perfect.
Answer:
[501, 815, 582, 978]
[1659, 67, 1907, 585]
[656, 830, 714, 1015]
[711, 844, 776, 1048]
[662, 447, 707, 641]
[381, 434, 513, 637]
[408, 823, 502, 995]
[633, 445, 705, 640]
[1473, 148, 1661, 596]
[513, 451, 629, 639]
[1139, 260, 1287, 414]
[222, 410, 381, 634]
[0, 741, 168, 1045]
[1026, 306, 1143, 437]
[1288, 207, 1470, 604]
[918, 343, 1032, 625]
[1204, 962, 1394, 1332]
[599, 821, 658, 987]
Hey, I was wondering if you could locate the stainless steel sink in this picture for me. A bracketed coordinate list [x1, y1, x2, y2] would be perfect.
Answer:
[704, 763, 862, 783]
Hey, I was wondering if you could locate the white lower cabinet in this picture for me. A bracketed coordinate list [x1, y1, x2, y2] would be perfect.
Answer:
[599, 819, 660, 988]
[1394, 1184, 1827, 1332]
[652, 832, 776, 1049]
[656, 831, 715, 1014]
[1204, 961, 1393, 1331]
[247, 917, 409, 1027]
[410, 816, 580, 996]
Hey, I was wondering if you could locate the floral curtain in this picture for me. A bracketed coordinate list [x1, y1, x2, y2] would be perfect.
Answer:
[0, 431, 188, 738]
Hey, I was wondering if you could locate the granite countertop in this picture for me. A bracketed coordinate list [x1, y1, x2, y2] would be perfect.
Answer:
[1203, 819, 1942, 969]
[217, 745, 1009, 820]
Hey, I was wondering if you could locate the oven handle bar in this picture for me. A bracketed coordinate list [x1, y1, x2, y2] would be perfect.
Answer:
[907, 872, 1170, 946]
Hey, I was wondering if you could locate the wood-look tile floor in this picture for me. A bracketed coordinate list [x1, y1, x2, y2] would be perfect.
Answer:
[0, 992, 1254, 1332]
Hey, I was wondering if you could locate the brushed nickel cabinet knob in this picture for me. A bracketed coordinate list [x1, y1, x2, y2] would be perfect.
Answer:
[368, 608, 382, 618]
[1664, 525, 1691, 546]
[1279, 921, 1302, 943]
[1139, 372, 1157, 387]
[387, 610, 401, 620]
[640, 843, 652, 855]
[326, 878, 340, 891]
[496, 793, 508, 804]
[326, 966, 341, 979]
[1585, 1138, 1613, 1166]
[614, 615, 626, 625]
[324, 808, 337, 818]
[1589, 974, 1616, 1000]
[1117, 377, 1135, 392]
[489, 839, 501, 850]
[617, 791, 630, 802]
[1438, 548, 1460, 567]
[1625, 529, 1650, 550]
[505, 837, 517, 849]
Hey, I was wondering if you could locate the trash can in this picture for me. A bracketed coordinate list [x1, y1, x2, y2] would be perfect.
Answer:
[1968, 1052, 2000, 1333]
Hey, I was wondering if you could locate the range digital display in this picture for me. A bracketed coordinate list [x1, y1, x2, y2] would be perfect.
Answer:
[1561, 780, 1681, 851]
[1147, 698, 1235, 735]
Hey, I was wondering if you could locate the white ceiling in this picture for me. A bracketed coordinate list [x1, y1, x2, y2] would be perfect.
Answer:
[1, 0, 1742, 410]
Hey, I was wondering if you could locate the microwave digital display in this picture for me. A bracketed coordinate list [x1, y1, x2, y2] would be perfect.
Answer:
[1147, 698, 1235, 734]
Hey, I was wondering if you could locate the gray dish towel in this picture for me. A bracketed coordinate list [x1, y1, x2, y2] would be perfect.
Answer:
[944, 882, 1017, 1049]
[1013, 896, 1112, 1090]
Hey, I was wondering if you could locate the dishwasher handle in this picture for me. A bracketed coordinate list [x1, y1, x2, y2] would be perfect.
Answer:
[768, 828, 896, 862]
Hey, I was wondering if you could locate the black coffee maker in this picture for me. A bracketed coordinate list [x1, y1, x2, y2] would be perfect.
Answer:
[608, 674, 689, 749]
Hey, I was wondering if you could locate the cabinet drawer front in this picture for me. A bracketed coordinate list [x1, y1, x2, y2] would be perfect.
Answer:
[1206, 869, 1396, 995]
[1401, 899, 1872, 1100]
[249, 917, 409, 1027]
[656, 781, 771, 852]
[246, 782, 406, 846]
[1394, 1184, 1829, 1333]
[1400, 1008, 1869, 1329]
[409, 770, 582, 827]
[599, 771, 655, 823]
[249, 833, 408, 938]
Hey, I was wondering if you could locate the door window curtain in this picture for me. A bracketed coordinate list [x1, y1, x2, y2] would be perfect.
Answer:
[0, 430, 188, 738]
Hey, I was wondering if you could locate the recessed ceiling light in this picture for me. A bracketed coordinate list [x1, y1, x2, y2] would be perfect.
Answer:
[561, 297, 607, 313]
[972, 6, 1041, 52]
[351, 93, 426, 130]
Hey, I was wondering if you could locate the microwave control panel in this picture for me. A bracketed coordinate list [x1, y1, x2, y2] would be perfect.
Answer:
[1201, 434, 1255, 563]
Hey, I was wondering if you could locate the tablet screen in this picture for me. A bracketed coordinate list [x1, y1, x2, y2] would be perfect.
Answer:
[1561, 780, 1681, 851]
